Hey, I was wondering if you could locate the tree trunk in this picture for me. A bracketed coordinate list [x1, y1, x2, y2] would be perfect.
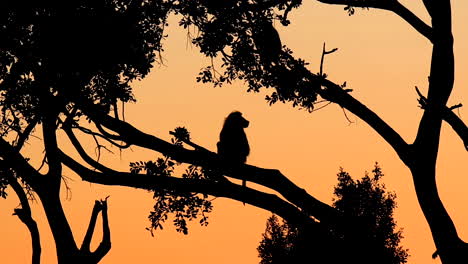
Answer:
[37, 187, 81, 263]
[36, 184, 111, 263]
[407, 1, 468, 262]
[410, 161, 467, 263]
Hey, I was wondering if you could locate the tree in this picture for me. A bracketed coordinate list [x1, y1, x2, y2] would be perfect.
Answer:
[333, 165, 408, 264]
[0, 0, 466, 263]
[258, 165, 408, 264]
[0, 1, 169, 263]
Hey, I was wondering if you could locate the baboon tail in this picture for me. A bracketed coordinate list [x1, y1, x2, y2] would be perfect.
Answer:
[242, 179, 246, 206]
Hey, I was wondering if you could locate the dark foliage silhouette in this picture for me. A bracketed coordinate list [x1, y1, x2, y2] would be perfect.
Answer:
[0, 1, 169, 263]
[258, 164, 408, 264]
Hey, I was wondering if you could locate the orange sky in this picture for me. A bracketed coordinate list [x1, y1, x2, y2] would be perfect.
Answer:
[1, 1, 468, 263]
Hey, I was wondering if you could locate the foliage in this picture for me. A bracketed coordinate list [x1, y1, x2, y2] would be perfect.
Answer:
[258, 164, 408, 264]
[257, 215, 300, 264]
[333, 164, 408, 264]
[130, 127, 213, 235]
[0, 161, 14, 199]
[0, 0, 170, 135]
[0, 175, 8, 199]
[169, 0, 325, 111]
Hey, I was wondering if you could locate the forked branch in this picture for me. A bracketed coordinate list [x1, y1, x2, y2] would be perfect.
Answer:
[6, 174, 41, 264]
[80, 197, 111, 263]
[416, 87, 468, 150]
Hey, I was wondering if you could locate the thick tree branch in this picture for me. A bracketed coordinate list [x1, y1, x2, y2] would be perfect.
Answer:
[42, 114, 62, 180]
[62, 125, 120, 174]
[14, 118, 38, 151]
[5, 173, 41, 264]
[59, 150, 318, 228]
[80, 199, 111, 263]
[390, 1, 433, 41]
[80, 110, 339, 225]
[317, 0, 433, 41]
[416, 87, 468, 150]
[80, 201, 101, 253]
[443, 107, 468, 150]
[0, 138, 43, 187]
[316, 77, 411, 165]
[92, 198, 111, 262]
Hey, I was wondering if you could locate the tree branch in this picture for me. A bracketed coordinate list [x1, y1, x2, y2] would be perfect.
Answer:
[42, 114, 62, 180]
[81, 110, 339, 225]
[316, 77, 411, 165]
[14, 118, 38, 151]
[80, 201, 102, 253]
[316, 0, 433, 41]
[442, 107, 468, 150]
[62, 125, 120, 174]
[92, 198, 111, 262]
[0, 138, 43, 187]
[415, 87, 467, 150]
[390, 1, 433, 41]
[59, 150, 318, 228]
[6, 173, 41, 264]
[80, 198, 111, 263]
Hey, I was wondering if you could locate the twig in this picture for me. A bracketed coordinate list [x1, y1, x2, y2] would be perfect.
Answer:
[341, 107, 355, 124]
[320, 42, 338, 77]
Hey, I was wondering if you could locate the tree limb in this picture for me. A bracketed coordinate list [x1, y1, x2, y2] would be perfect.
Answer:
[42, 113, 62, 180]
[80, 198, 111, 263]
[415, 87, 467, 150]
[0, 138, 43, 187]
[14, 118, 38, 151]
[442, 107, 468, 150]
[390, 1, 433, 41]
[80, 201, 102, 253]
[316, 77, 411, 165]
[81, 110, 339, 225]
[316, 0, 433, 41]
[62, 125, 120, 174]
[6, 173, 41, 264]
[59, 150, 319, 228]
[92, 198, 111, 262]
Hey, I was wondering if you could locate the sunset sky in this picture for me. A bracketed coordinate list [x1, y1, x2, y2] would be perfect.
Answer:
[1, 1, 467, 263]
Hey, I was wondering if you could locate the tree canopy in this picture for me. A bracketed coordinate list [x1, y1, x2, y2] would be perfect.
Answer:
[0, 0, 467, 263]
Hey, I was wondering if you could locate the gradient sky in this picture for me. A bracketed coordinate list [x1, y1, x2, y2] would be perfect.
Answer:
[1, 1, 467, 263]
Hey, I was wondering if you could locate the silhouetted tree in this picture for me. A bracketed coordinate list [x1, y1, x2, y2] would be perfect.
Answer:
[0, 1, 466, 263]
[258, 214, 299, 264]
[0, 1, 169, 263]
[258, 165, 408, 264]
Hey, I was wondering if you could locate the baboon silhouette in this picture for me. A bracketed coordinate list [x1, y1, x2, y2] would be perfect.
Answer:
[217, 111, 250, 188]
[253, 21, 282, 65]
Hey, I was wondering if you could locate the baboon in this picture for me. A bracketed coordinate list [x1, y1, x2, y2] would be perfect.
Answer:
[217, 111, 250, 188]
[252, 21, 282, 66]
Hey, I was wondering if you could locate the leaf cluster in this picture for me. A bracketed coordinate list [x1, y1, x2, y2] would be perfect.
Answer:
[130, 128, 213, 236]
[148, 185, 212, 235]
[0, 175, 8, 199]
[169, 0, 327, 111]
[0, 0, 170, 128]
